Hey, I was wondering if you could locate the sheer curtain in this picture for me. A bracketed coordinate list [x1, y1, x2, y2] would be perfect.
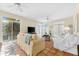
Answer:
[52, 23, 64, 37]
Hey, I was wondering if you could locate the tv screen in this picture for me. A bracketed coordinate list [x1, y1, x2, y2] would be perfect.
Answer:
[28, 27, 35, 33]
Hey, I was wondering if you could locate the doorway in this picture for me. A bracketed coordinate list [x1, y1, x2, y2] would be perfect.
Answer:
[2, 17, 20, 42]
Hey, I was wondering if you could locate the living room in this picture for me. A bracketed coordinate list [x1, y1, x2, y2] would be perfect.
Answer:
[0, 3, 79, 56]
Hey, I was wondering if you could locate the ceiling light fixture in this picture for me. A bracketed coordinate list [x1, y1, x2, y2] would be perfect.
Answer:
[14, 3, 23, 12]
[14, 3, 21, 6]
[45, 16, 49, 22]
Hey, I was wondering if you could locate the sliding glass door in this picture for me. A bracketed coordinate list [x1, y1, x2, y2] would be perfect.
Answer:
[2, 16, 20, 42]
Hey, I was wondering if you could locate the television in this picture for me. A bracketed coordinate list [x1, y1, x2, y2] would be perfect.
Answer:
[28, 27, 35, 33]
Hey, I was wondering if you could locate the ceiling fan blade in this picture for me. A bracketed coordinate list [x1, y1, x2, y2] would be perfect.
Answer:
[7, 3, 29, 12]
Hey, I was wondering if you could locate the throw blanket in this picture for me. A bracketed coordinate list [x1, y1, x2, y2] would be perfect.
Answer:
[53, 33, 79, 51]
[0, 40, 17, 56]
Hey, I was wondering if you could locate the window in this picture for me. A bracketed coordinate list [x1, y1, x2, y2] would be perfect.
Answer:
[36, 23, 48, 37]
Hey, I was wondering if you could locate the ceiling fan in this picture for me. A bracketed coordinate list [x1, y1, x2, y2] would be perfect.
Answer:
[8, 3, 28, 12]
[45, 16, 49, 22]
[14, 3, 23, 12]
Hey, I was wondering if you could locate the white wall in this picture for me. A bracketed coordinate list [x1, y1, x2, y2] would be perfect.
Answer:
[0, 10, 39, 32]
[0, 10, 39, 42]
[48, 17, 73, 35]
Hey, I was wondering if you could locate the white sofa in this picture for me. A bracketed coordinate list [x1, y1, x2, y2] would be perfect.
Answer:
[52, 33, 79, 55]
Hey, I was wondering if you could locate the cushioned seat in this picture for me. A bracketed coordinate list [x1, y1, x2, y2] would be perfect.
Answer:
[16, 32, 45, 56]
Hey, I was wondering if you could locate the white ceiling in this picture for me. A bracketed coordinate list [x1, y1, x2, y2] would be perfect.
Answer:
[0, 3, 77, 22]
